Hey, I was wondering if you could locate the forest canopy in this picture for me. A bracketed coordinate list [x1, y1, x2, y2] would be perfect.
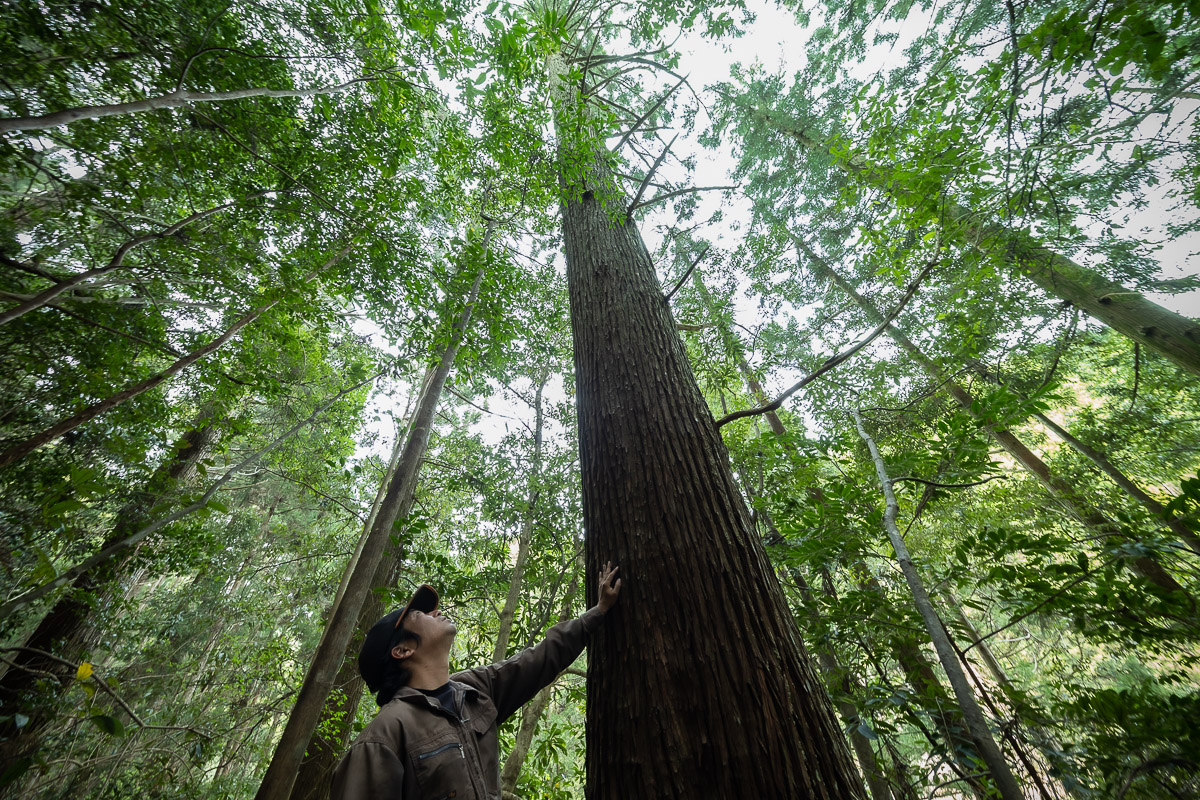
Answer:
[1, 0, 1198, 798]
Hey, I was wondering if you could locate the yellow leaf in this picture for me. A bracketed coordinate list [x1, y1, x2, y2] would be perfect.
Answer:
[76, 662, 93, 681]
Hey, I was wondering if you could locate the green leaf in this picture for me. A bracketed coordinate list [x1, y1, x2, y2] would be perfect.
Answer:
[88, 713, 126, 738]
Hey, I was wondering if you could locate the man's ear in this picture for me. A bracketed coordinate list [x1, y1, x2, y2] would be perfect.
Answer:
[391, 642, 415, 661]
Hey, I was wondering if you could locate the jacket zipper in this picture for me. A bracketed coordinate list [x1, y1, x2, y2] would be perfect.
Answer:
[417, 742, 464, 761]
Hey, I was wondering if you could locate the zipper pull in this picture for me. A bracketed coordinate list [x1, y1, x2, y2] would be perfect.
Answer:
[457, 744, 465, 759]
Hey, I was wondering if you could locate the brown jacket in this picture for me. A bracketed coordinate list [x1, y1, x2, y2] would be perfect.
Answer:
[331, 608, 603, 800]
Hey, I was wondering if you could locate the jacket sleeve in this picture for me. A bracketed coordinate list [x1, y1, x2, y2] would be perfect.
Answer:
[330, 740, 406, 800]
[458, 607, 605, 723]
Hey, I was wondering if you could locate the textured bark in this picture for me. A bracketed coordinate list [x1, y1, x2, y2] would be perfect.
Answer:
[795, 238, 1190, 598]
[0, 417, 219, 772]
[0, 242, 354, 470]
[561, 156, 864, 796]
[744, 102, 1200, 377]
[255, 262, 487, 800]
[852, 409, 1024, 800]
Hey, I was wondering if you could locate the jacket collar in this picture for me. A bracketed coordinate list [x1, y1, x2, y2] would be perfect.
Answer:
[390, 680, 478, 719]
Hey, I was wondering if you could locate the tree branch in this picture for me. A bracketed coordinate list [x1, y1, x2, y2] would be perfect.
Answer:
[891, 475, 1008, 490]
[630, 184, 737, 215]
[626, 133, 677, 219]
[611, 74, 687, 156]
[0, 74, 389, 133]
[715, 261, 935, 429]
[0, 646, 211, 738]
[663, 246, 709, 303]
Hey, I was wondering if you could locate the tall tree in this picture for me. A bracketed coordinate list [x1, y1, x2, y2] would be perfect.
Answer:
[540, 17, 866, 791]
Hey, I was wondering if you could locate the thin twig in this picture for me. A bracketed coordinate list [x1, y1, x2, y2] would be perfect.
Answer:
[611, 74, 687, 156]
[0, 647, 211, 738]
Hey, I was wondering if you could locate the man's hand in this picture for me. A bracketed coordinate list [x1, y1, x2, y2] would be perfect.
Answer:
[596, 561, 622, 614]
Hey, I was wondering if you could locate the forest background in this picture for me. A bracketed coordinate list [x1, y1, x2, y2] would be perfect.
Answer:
[0, 0, 1198, 798]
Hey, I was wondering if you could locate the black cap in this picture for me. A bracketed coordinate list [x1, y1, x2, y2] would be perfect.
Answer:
[357, 584, 438, 693]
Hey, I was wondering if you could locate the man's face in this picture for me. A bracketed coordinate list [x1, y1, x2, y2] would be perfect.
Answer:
[403, 607, 457, 646]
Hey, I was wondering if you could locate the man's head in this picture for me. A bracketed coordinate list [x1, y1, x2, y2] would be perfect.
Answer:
[358, 584, 457, 705]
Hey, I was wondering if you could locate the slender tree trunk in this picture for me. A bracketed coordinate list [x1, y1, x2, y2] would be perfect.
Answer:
[785, 559, 894, 800]
[694, 274, 980, 799]
[559, 142, 864, 797]
[494, 378, 547, 663]
[1031, 411, 1200, 555]
[941, 592, 1084, 800]
[0, 78, 379, 133]
[696, 274, 894, 800]
[795, 237, 1190, 597]
[255, 251, 489, 800]
[744, 103, 1200, 376]
[0, 241, 354, 470]
[183, 496, 280, 706]
[0, 416, 220, 773]
[499, 557, 584, 796]
[852, 409, 1025, 800]
[287, 381, 431, 800]
[0, 191, 268, 326]
[0, 370, 377, 622]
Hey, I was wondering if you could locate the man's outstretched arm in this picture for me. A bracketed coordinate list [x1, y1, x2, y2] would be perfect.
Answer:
[459, 562, 622, 722]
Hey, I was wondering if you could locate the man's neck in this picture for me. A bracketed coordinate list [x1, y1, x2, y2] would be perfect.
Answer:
[406, 661, 451, 690]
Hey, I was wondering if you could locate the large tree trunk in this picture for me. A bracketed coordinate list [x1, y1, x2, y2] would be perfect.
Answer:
[794, 237, 1191, 598]
[560, 152, 864, 796]
[852, 410, 1025, 800]
[743, 102, 1200, 377]
[255, 257, 487, 800]
[0, 242, 354, 470]
[0, 415, 220, 777]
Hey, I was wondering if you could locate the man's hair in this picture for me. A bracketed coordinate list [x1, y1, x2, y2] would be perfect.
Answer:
[373, 625, 422, 706]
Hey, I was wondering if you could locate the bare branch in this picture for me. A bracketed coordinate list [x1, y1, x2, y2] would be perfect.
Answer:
[627, 133, 678, 219]
[631, 184, 737, 214]
[664, 246, 709, 303]
[715, 260, 935, 429]
[611, 74, 688, 156]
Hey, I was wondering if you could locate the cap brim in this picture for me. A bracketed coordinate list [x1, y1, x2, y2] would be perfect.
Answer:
[396, 584, 438, 627]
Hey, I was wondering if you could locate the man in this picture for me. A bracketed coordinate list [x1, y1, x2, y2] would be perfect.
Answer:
[331, 562, 622, 799]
